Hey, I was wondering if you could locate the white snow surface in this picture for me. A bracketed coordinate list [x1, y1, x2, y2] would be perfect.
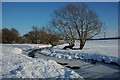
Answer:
[39, 40, 120, 65]
[1, 44, 83, 78]
[55, 40, 118, 58]
[1, 40, 118, 78]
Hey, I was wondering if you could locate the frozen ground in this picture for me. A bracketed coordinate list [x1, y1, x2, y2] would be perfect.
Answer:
[34, 53, 120, 78]
[54, 40, 118, 57]
[44, 40, 120, 65]
[1, 40, 119, 79]
[21, 40, 119, 78]
[1, 44, 83, 79]
[76, 40, 118, 58]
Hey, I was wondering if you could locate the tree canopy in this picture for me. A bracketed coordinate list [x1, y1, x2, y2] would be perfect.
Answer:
[51, 3, 103, 49]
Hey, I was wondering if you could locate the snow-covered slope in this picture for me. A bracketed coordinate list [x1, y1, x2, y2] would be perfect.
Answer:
[1, 44, 83, 79]
[55, 40, 118, 58]
[39, 40, 120, 65]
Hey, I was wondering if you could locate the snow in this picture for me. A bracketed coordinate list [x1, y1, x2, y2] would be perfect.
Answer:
[1, 40, 119, 78]
[38, 40, 120, 65]
[55, 40, 118, 58]
[4, 44, 51, 51]
[1, 44, 83, 79]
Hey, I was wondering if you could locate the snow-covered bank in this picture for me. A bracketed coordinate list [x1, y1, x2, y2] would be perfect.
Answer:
[30, 50, 120, 78]
[3, 44, 52, 51]
[38, 40, 120, 65]
[55, 40, 118, 58]
[1, 44, 83, 79]
[1, 39, 118, 78]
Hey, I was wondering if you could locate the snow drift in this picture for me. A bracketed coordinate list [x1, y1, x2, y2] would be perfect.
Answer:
[38, 40, 120, 65]
[1, 44, 83, 79]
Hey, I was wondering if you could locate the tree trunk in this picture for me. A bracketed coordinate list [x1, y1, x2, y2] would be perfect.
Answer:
[63, 44, 75, 50]
[79, 43, 84, 50]
[79, 40, 85, 50]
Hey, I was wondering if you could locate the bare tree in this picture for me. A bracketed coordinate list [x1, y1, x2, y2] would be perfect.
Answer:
[51, 3, 103, 49]
[11, 28, 19, 43]
[23, 26, 41, 44]
[43, 26, 60, 46]
[24, 26, 59, 45]
[2, 28, 19, 43]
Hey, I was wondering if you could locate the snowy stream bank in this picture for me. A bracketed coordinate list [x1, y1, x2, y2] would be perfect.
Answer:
[1, 44, 84, 79]
[1, 40, 119, 79]
[24, 46, 120, 78]
[33, 47, 120, 66]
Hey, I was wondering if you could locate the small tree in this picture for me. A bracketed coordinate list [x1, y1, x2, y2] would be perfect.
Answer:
[11, 28, 19, 43]
[42, 26, 60, 46]
[24, 26, 59, 45]
[24, 26, 42, 44]
[2, 28, 19, 43]
[51, 3, 103, 49]
[46, 33, 59, 47]
[18, 36, 31, 43]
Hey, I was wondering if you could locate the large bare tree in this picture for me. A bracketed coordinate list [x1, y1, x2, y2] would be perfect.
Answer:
[51, 3, 103, 49]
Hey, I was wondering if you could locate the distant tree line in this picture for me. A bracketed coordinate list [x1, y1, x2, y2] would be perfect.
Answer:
[1, 26, 59, 46]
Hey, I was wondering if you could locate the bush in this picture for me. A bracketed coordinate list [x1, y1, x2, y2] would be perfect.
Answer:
[2, 28, 19, 43]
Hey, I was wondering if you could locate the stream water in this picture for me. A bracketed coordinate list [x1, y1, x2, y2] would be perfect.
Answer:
[23, 48, 120, 79]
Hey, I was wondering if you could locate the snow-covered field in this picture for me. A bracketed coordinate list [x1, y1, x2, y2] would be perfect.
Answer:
[76, 40, 118, 58]
[1, 44, 83, 79]
[39, 40, 120, 65]
[1, 40, 119, 78]
[55, 40, 118, 58]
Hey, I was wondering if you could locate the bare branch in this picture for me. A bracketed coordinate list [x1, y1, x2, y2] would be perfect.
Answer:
[50, 3, 103, 49]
